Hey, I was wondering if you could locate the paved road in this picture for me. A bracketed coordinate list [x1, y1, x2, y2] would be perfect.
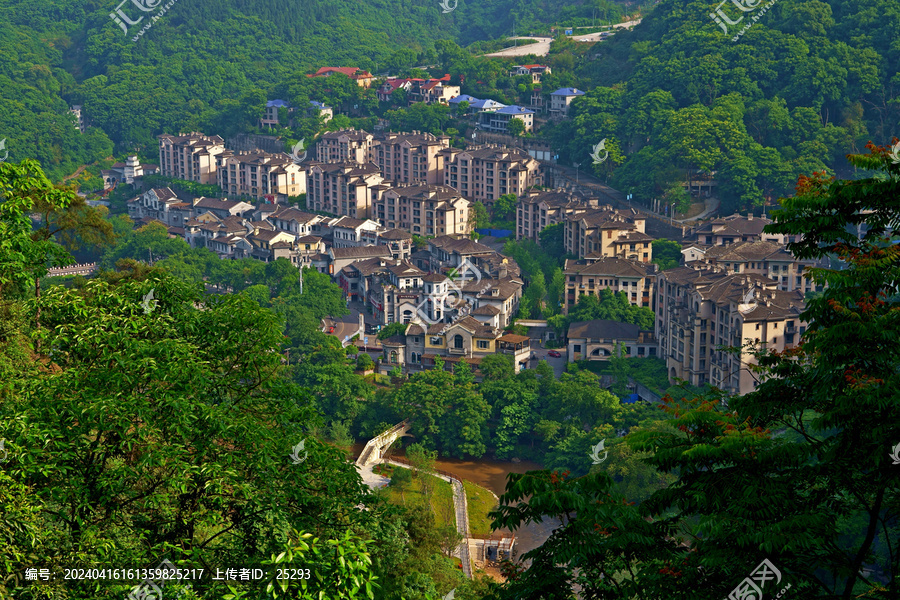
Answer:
[484, 19, 642, 57]
[526, 345, 568, 378]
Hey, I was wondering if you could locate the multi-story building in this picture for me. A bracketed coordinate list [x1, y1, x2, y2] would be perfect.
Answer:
[549, 88, 585, 117]
[306, 162, 385, 219]
[359, 228, 413, 260]
[655, 266, 806, 394]
[327, 216, 383, 249]
[373, 131, 450, 184]
[377, 75, 460, 105]
[564, 206, 654, 261]
[683, 240, 823, 294]
[516, 189, 599, 242]
[158, 132, 227, 184]
[440, 145, 542, 206]
[373, 184, 471, 237]
[261, 100, 292, 128]
[686, 213, 798, 246]
[477, 105, 535, 133]
[308, 101, 333, 122]
[510, 64, 552, 83]
[563, 257, 659, 312]
[215, 151, 305, 200]
[316, 129, 376, 163]
[69, 105, 86, 132]
[307, 67, 374, 88]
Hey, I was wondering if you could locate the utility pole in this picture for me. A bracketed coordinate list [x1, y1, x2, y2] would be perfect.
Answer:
[573, 162, 580, 184]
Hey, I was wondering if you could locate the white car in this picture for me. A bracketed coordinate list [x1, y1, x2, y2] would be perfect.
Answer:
[579, 38, 591, 42]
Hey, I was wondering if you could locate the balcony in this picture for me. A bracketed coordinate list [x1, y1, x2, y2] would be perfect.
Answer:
[448, 346, 468, 355]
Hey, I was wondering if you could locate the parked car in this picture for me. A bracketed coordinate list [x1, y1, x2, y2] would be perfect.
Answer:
[548, 350, 562, 358]
[328, 326, 335, 334]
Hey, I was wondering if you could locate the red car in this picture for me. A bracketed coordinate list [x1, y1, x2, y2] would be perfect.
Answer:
[328, 326, 335, 334]
[548, 350, 562, 358]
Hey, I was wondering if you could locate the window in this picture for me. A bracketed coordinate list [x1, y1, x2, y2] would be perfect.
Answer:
[430, 336, 443, 345]
[454, 334, 464, 349]
[477, 340, 489, 349]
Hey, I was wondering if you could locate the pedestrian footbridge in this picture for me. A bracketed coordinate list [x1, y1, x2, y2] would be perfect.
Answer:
[354, 419, 412, 467]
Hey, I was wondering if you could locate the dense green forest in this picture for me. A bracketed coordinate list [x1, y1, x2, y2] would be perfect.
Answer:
[545, 0, 900, 212]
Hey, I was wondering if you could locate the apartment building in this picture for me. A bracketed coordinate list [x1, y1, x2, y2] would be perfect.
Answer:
[564, 206, 653, 261]
[373, 131, 450, 184]
[549, 88, 585, 117]
[377, 76, 460, 104]
[516, 189, 599, 242]
[327, 216, 383, 249]
[683, 240, 822, 294]
[316, 129, 376, 163]
[158, 132, 227, 184]
[686, 213, 798, 246]
[440, 145, 542, 206]
[563, 257, 659, 312]
[215, 151, 305, 200]
[374, 184, 471, 237]
[359, 228, 414, 260]
[656, 266, 806, 395]
[477, 105, 535, 134]
[306, 162, 385, 219]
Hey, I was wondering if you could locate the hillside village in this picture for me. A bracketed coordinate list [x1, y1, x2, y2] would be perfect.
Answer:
[117, 111, 826, 396]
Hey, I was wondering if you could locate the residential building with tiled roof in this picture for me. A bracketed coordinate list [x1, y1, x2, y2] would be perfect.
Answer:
[686, 213, 798, 246]
[510, 64, 552, 83]
[477, 105, 535, 133]
[516, 189, 600, 242]
[306, 161, 385, 219]
[656, 266, 807, 394]
[158, 132, 227, 184]
[307, 67, 374, 88]
[440, 145, 542, 205]
[567, 320, 658, 363]
[215, 150, 305, 200]
[564, 205, 653, 260]
[563, 257, 659, 312]
[549, 88, 585, 117]
[684, 240, 824, 294]
[316, 129, 376, 164]
[373, 131, 450, 184]
[374, 183, 471, 237]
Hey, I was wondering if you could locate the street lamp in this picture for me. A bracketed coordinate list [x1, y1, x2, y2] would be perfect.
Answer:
[573, 162, 580, 184]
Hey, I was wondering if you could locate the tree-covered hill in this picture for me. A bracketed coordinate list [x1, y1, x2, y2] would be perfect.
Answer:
[547, 0, 900, 213]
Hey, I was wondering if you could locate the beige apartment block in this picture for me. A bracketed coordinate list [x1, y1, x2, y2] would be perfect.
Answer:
[374, 131, 450, 184]
[216, 151, 305, 200]
[563, 257, 658, 312]
[564, 206, 653, 261]
[440, 145, 542, 206]
[516, 189, 599, 242]
[374, 184, 471, 237]
[316, 129, 376, 163]
[656, 266, 806, 395]
[158, 132, 226, 184]
[306, 162, 385, 219]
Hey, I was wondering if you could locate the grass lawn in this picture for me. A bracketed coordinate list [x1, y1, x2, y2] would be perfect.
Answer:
[463, 480, 498, 537]
[376, 464, 457, 529]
